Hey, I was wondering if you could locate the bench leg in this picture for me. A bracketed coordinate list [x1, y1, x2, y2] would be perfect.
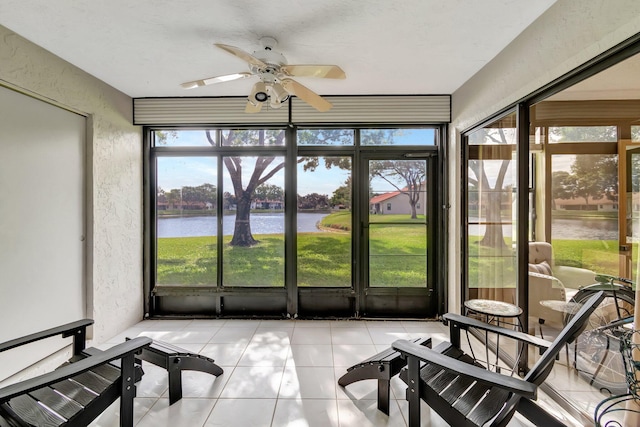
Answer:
[120, 353, 136, 427]
[167, 356, 183, 405]
[406, 356, 421, 427]
[377, 379, 391, 415]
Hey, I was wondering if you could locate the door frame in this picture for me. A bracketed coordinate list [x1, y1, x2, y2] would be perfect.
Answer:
[357, 151, 439, 317]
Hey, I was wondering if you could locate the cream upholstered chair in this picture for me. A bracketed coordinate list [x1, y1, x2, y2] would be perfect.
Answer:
[528, 241, 596, 334]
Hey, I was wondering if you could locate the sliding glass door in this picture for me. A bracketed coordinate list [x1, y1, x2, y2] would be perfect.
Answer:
[465, 112, 519, 305]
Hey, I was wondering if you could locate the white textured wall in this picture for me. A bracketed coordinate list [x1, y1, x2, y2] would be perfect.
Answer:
[448, 0, 640, 313]
[0, 25, 143, 342]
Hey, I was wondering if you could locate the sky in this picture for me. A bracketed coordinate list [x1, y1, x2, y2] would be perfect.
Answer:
[156, 129, 434, 197]
[157, 156, 402, 197]
[157, 156, 349, 197]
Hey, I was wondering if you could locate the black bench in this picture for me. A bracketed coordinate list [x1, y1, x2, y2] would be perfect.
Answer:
[127, 338, 223, 405]
[0, 319, 151, 427]
[338, 337, 431, 414]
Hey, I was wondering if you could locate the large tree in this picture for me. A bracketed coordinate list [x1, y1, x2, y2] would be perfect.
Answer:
[204, 129, 286, 246]
[298, 193, 330, 210]
[550, 156, 618, 208]
[164, 188, 182, 209]
[551, 170, 577, 209]
[570, 155, 618, 205]
[200, 129, 354, 246]
[202, 129, 361, 246]
[254, 183, 284, 203]
[467, 127, 513, 249]
[331, 176, 352, 209]
[181, 183, 217, 208]
[162, 128, 400, 246]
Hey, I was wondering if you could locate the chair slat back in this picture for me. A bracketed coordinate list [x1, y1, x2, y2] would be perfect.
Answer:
[524, 291, 605, 385]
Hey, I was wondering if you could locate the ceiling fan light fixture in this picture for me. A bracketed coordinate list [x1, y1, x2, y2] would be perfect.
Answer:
[270, 82, 290, 103]
[255, 91, 268, 102]
[269, 96, 283, 109]
[249, 81, 268, 103]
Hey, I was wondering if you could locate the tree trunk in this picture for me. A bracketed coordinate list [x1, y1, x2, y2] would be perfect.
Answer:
[230, 196, 258, 246]
[410, 202, 417, 219]
[479, 192, 508, 249]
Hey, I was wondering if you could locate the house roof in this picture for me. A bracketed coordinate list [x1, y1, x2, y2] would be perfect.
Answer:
[370, 191, 401, 204]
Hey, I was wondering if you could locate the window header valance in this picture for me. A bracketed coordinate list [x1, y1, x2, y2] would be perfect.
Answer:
[133, 95, 450, 125]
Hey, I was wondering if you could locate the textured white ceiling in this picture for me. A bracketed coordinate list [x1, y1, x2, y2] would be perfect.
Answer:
[0, 0, 557, 98]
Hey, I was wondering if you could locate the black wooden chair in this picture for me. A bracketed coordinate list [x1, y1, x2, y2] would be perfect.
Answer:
[392, 291, 605, 427]
[0, 319, 151, 427]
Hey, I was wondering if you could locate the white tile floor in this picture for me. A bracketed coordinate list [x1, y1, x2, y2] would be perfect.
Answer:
[87, 319, 587, 427]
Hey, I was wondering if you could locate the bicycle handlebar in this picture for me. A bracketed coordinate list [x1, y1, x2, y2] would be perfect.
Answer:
[594, 274, 635, 286]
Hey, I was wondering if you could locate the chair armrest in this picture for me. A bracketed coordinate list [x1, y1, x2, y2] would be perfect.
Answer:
[554, 266, 596, 290]
[0, 319, 94, 353]
[0, 336, 152, 403]
[392, 340, 536, 399]
[444, 313, 552, 351]
[528, 271, 565, 289]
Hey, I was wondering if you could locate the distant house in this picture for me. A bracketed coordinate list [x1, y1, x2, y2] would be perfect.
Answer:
[554, 196, 618, 211]
[369, 183, 426, 215]
[251, 199, 284, 210]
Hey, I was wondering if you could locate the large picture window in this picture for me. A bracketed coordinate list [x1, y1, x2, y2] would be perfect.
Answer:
[149, 126, 441, 318]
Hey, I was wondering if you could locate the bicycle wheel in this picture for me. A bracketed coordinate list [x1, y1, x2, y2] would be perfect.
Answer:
[564, 287, 635, 395]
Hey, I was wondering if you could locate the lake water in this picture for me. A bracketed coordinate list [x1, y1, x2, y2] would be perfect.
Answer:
[160, 213, 625, 240]
[157, 212, 329, 237]
[468, 217, 621, 240]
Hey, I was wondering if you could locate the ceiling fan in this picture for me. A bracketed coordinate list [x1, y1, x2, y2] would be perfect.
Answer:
[181, 37, 346, 113]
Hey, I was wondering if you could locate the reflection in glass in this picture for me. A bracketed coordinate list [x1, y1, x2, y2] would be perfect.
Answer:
[361, 128, 436, 146]
[368, 159, 427, 287]
[551, 154, 619, 274]
[466, 112, 517, 303]
[548, 126, 617, 143]
[156, 156, 217, 286]
[297, 156, 352, 287]
[627, 148, 640, 282]
[222, 156, 285, 287]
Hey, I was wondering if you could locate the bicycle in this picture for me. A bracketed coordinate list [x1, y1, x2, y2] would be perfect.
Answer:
[563, 274, 636, 395]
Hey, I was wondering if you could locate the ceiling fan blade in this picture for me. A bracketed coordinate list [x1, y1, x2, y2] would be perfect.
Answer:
[281, 79, 333, 112]
[245, 99, 263, 113]
[280, 65, 346, 79]
[180, 72, 253, 89]
[215, 43, 267, 69]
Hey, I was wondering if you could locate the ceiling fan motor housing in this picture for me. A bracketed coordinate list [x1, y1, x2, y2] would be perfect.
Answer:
[250, 49, 287, 74]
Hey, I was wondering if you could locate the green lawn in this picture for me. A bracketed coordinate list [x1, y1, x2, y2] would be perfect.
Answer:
[467, 236, 624, 289]
[157, 212, 626, 288]
[157, 212, 428, 287]
[551, 238, 620, 275]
